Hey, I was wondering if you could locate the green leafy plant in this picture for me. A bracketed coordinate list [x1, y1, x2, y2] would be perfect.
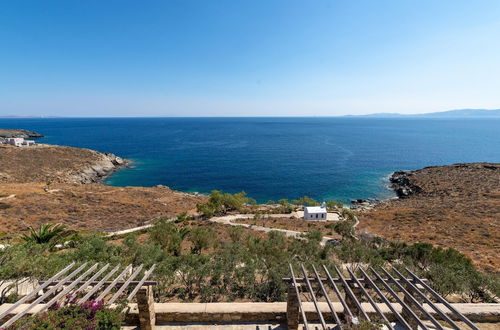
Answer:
[196, 190, 255, 218]
[149, 219, 189, 256]
[20, 223, 73, 245]
[189, 227, 216, 254]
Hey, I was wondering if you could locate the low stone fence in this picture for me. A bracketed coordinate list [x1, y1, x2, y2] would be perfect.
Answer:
[122, 302, 500, 325]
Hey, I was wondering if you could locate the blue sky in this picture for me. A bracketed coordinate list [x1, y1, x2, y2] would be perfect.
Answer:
[1, 0, 499, 117]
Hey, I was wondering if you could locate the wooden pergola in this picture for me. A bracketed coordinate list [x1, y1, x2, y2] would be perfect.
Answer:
[0, 262, 156, 329]
[286, 264, 479, 330]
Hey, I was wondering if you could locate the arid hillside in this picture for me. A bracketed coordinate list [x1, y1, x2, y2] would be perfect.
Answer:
[358, 163, 500, 272]
[0, 183, 204, 234]
[0, 144, 125, 184]
[0, 143, 206, 235]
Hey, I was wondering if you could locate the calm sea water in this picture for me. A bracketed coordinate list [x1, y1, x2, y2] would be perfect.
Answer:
[1, 117, 499, 203]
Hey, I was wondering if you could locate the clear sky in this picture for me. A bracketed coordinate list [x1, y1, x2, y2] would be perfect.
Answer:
[1, 0, 499, 117]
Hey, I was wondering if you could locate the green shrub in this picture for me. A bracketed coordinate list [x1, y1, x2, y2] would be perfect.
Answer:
[149, 219, 189, 256]
[326, 200, 343, 211]
[291, 196, 319, 206]
[196, 190, 255, 217]
[189, 227, 216, 254]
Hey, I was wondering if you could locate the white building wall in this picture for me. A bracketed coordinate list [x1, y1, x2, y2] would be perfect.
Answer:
[304, 209, 327, 220]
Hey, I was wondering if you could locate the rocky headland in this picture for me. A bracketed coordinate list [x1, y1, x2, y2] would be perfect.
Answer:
[0, 128, 44, 139]
[0, 134, 206, 235]
[0, 144, 127, 184]
[0, 128, 44, 144]
[358, 163, 500, 272]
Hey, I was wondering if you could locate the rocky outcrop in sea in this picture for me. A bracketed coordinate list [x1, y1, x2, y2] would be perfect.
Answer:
[389, 170, 422, 198]
[69, 151, 128, 184]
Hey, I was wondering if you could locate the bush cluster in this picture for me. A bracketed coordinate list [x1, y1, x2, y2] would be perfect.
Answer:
[1, 221, 498, 305]
[196, 190, 256, 218]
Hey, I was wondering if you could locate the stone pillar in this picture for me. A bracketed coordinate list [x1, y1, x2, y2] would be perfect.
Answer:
[286, 283, 300, 330]
[137, 285, 155, 330]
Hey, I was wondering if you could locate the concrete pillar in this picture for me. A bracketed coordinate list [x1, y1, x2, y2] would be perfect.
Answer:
[286, 283, 300, 330]
[137, 285, 155, 330]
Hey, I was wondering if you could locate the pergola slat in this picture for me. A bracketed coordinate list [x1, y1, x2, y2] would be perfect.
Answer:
[312, 265, 342, 329]
[380, 267, 444, 330]
[79, 264, 120, 303]
[127, 264, 156, 301]
[1, 262, 157, 328]
[300, 264, 327, 330]
[322, 265, 353, 319]
[2, 262, 88, 328]
[370, 267, 429, 330]
[0, 262, 75, 320]
[392, 267, 461, 330]
[346, 268, 393, 329]
[108, 264, 143, 305]
[71, 263, 110, 302]
[405, 267, 480, 330]
[289, 264, 309, 330]
[334, 265, 370, 321]
[96, 265, 132, 301]
[36, 263, 99, 315]
[358, 267, 412, 330]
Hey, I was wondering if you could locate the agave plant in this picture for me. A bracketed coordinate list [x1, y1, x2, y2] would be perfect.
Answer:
[21, 223, 71, 244]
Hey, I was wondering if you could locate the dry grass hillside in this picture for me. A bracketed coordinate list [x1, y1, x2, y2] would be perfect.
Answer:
[0, 183, 204, 235]
[0, 144, 122, 184]
[358, 163, 500, 272]
[0, 143, 206, 235]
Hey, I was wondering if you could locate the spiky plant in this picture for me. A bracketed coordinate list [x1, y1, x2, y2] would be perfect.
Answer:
[21, 223, 70, 244]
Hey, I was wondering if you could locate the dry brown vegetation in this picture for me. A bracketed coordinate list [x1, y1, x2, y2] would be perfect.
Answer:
[0, 143, 206, 235]
[358, 163, 500, 272]
[0, 183, 205, 235]
[108, 220, 268, 256]
[233, 216, 341, 237]
[0, 144, 116, 184]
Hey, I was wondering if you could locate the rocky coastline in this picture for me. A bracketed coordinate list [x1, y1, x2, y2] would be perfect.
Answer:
[0, 129, 44, 140]
[351, 170, 423, 209]
[389, 170, 422, 198]
[69, 150, 129, 184]
[358, 162, 500, 272]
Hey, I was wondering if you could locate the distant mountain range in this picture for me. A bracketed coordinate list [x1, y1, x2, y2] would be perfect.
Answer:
[345, 109, 500, 118]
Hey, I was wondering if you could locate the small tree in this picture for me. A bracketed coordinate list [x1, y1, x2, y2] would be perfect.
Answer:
[149, 220, 189, 256]
[189, 228, 216, 254]
[197, 190, 255, 218]
[341, 208, 356, 221]
[326, 200, 343, 211]
[333, 221, 356, 241]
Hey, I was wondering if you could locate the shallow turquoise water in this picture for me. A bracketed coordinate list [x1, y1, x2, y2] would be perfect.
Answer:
[1, 117, 498, 203]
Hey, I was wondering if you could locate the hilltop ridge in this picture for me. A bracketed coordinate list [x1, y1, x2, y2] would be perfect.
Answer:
[345, 108, 500, 118]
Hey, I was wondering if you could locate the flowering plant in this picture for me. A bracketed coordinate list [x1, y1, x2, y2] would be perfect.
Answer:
[6, 296, 124, 330]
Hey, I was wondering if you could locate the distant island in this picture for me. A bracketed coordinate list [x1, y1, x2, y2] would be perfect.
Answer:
[344, 108, 500, 118]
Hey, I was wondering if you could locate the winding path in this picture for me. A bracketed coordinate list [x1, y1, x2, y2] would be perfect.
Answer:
[105, 212, 356, 245]
[209, 214, 338, 246]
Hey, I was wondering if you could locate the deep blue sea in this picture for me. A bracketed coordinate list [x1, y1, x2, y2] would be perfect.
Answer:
[1, 117, 499, 203]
